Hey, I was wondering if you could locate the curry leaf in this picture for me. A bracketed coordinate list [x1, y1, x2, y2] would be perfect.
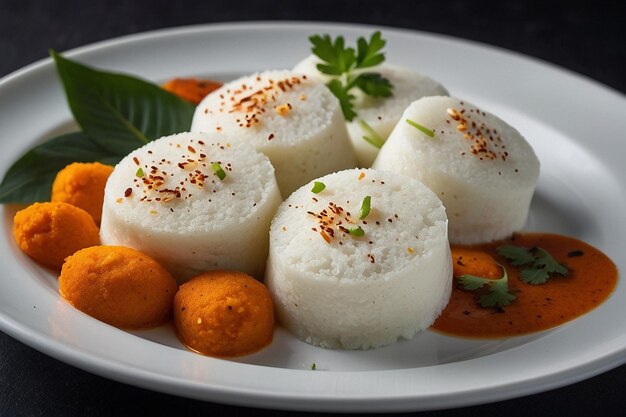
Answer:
[0, 132, 125, 203]
[51, 50, 194, 145]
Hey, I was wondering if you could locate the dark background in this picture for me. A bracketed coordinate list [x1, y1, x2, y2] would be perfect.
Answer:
[1, 0, 625, 416]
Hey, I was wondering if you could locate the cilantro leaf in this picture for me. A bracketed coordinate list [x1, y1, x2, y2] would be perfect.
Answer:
[309, 31, 393, 120]
[327, 79, 357, 121]
[459, 265, 516, 310]
[354, 73, 393, 97]
[458, 274, 489, 291]
[479, 278, 517, 308]
[534, 248, 568, 276]
[310, 34, 355, 75]
[519, 268, 550, 285]
[356, 31, 386, 68]
[497, 245, 535, 266]
[498, 245, 568, 285]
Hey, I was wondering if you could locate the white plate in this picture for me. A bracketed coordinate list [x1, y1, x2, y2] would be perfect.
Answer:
[1, 22, 625, 412]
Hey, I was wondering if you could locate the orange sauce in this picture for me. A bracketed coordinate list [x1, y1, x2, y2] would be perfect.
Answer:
[431, 233, 618, 338]
[162, 78, 222, 105]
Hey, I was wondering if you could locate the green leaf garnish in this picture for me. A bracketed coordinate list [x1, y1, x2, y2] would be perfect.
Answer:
[356, 31, 386, 68]
[310, 31, 393, 121]
[359, 195, 371, 220]
[310, 363, 317, 370]
[497, 245, 568, 285]
[136, 167, 144, 178]
[534, 248, 569, 275]
[51, 50, 194, 146]
[348, 226, 365, 237]
[311, 181, 326, 194]
[326, 80, 357, 121]
[358, 119, 385, 149]
[459, 265, 516, 309]
[310, 34, 356, 76]
[497, 245, 536, 266]
[519, 268, 550, 285]
[0, 52, 195, 204]
[0, 132, 124, 203]
[406, 119, 435, 138]
[211, 162, 226, 181]
[354, 73, 393, 97]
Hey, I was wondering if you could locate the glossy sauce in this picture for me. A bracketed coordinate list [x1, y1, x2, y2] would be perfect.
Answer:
[431, 233, 618, 338]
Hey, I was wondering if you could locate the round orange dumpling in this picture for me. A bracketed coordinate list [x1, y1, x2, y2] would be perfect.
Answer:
[51, 162, 114, 223]
[451, 248, 502, 279]
[13, 201, 100, 270]
[59, 246, 178, 329]
[174, 271, 274, 357]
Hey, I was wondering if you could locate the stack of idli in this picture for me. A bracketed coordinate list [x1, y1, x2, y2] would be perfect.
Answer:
[373, 96, 540, 244]
[100, 132, 282, 281]
[294, 55, 449, 167]
[265, 169, 452, 349]
[191, 70, 357, 197]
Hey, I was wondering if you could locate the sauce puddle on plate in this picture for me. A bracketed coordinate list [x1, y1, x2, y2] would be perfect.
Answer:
[432, 233, 618, 338]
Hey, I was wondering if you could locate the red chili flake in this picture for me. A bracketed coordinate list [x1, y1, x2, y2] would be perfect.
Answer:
[133, 157, 140, 165]
[188, 145, 196, 153]
[124, 188, 132, 197]
[268, 133, 275, 141]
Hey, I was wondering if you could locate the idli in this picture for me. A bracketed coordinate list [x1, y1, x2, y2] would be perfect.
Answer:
[373, 96, 540, 244]
[191, 70, 357, 197]
[265, 168, 452, 349]
[100, 132, 282, 281]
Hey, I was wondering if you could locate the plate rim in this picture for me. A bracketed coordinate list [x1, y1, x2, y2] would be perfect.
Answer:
[1, 20, 625, 412]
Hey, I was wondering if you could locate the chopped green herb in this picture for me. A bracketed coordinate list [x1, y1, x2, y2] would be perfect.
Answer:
[348, 226, 365, 237]
[136, 167, 144, 178]
[309, 31, 393, 121]
[310, 363, 317, 370]
[459, 265, 516, 310]
[311, 181, 326, 193]
[327, 80, 357, 121]
[354, 73, 393, 97]
[359, 195, 371, 220]
[358, 119, 384, 149]
[406, 119, 435, 138]
[211, 162, 226, 181]
[497, 245, 568, 285]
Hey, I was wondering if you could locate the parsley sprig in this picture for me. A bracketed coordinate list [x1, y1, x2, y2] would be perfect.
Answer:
[459, 265, 517, 310]
[497, 245, 568, 285]
[309, 31, 393, 121]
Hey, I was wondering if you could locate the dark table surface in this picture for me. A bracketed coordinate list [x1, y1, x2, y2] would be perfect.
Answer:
[1, 1, 625, 416]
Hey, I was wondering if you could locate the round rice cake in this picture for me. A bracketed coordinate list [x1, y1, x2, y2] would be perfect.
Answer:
[100, 132, 282, 281]
[191, 70, 357, 197]
[373, 96, 540, 244]
[265, 168, 452, 349]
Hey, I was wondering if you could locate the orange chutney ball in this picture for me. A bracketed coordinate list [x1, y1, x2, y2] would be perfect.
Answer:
[451, 247, 502, 279]
[51, 162, 113, 224]
[59, 246, 178, 329]
[13, 202, 100, 270]
[174, 271, 274, 357]
[162, 78, 222, 105]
